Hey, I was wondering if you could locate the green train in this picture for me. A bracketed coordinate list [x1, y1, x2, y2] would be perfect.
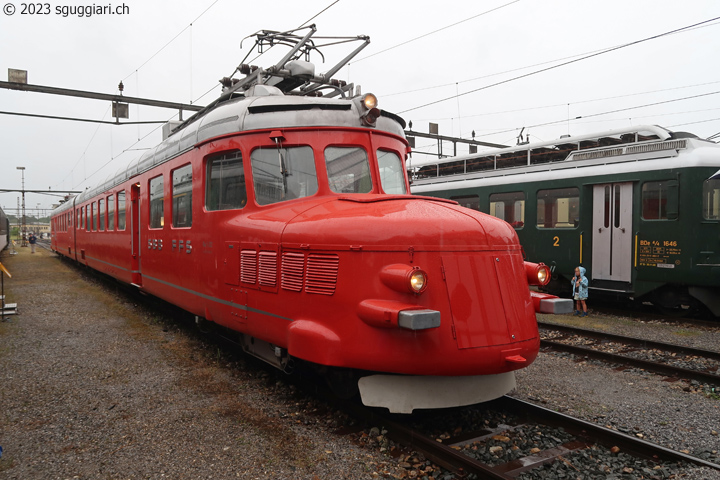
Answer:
[411, 125, 720, 317]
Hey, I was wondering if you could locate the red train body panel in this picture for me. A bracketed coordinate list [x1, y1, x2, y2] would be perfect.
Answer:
[50, 39, 545, 412]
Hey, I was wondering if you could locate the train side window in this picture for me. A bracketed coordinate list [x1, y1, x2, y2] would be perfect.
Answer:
[117, 191, 126, 230]
[98, 198, 105, 232]
[76, 209, 80, 230]
[252, 146, 317, 205]
[149, 175, 164, 228]
[451, 195, 480, 211]
[377, 150, 407, 194]
[537, 188, 579, 228]
[91, 202, 97, 231]
[490, 192, 526, 228]
[642, 180, 678, 220]
[206, 151, 246, 211]
[702, 178, 720, 220]
[325, 146, 372, 194]
[107, 195, 115, 231]
[172, 164, 193, 227]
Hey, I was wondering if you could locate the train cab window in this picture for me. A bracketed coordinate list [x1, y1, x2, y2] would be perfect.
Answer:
[702, 178, 720, 220]
[117, 190, 126, 230]
[172, 164, 193, 227]
[537, 188, 579, 228]
[490, 192, 526, 228]
[149, 175, 164, 228]
[377, 150, 407, 194]
[642, 180, 678, 220]
[325, 146, 372, 194]
[451, 195, 480, 211]
[107, 195, 115, 231]
[206, 151, 247, 211]
[91, 202, 97, 231]
[252, 146, 318, 205]
[98, 199, 105, 232]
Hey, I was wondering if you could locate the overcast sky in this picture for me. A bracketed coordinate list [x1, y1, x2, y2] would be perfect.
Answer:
[1, 0, 719, 215]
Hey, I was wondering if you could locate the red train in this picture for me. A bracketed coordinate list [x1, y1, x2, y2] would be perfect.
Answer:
[51, 27, 562, 413]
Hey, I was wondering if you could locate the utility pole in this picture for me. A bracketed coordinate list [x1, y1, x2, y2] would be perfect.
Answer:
[16, 166, 26, 247]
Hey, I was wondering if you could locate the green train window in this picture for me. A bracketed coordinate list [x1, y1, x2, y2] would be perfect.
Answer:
[642, 180, 678, 220]
[537, 188, 579, 228]
[451, 195, 480, 211]
[703, 178, 720, 220]
[490, 192, 525, 228]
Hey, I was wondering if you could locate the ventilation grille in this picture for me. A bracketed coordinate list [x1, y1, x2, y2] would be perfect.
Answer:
[258, 251, 277, 287]
[571, 148, 624, 162]
[281, 252, 305, 292]
[626, 139, 686, 155]
[305, 254, 339, 296]
[240, 250, 257, 284]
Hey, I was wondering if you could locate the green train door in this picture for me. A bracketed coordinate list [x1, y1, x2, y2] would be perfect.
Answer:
[592, 183, 632, 282]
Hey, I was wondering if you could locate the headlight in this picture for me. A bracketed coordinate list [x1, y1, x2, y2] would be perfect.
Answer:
[380, 264, 428, 294]
[525, 261, 551, 286]
[409, 271, 427, 293]
[363, 93, 378, 110]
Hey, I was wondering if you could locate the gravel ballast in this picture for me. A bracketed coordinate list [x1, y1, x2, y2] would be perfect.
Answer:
[0, 247, 405, 479]
[514, 313, 720, 479]
[2, 247, 719, 479]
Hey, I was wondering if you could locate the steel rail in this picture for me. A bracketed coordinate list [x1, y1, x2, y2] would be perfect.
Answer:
[540, 339, 720, 385]
[538, 321, 720, 361]
[341, 395, 720, 479]
[497, 396, 720, 471]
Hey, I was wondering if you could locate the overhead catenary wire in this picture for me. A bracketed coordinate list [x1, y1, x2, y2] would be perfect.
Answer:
[297, 0, 340, 29]
[399, 16, 720, 115]
[121, 0, 222, 82]
[383, 20, 720, 99]
[352, 0, 520, 63]
[409, 80, 720, 123]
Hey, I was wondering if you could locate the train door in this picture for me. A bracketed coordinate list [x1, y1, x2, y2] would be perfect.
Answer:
[131, 183, 142, 286]
[592, 183, 632, 282]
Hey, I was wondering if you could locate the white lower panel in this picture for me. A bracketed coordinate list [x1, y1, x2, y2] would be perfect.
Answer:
[358, 371, 516, 414]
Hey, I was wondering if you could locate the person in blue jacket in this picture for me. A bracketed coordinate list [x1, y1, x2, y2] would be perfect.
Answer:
[571, 266, 588, 316]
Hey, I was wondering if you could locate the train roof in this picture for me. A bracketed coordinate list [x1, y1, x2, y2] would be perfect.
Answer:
[410, 125, 720, 191]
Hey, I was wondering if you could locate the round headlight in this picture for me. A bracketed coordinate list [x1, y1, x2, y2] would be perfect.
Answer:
[409, 270, 427, 293]
[363, 93, 378, 110]
[538, 267, 548, 284]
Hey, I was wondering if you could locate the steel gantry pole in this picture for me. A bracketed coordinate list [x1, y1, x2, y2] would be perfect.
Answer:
[16, 167, 26, 247]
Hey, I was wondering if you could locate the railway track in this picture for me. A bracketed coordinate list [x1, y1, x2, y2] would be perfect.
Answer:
[538, 321, 720, 387]
[37, 252, 720, 478]
[342, 395, 720, 479]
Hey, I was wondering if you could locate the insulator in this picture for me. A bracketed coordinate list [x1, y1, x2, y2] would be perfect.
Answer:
[239, 64, 251, 75]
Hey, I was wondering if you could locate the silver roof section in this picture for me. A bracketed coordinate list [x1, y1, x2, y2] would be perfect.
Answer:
[410, 125, 674, 168]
